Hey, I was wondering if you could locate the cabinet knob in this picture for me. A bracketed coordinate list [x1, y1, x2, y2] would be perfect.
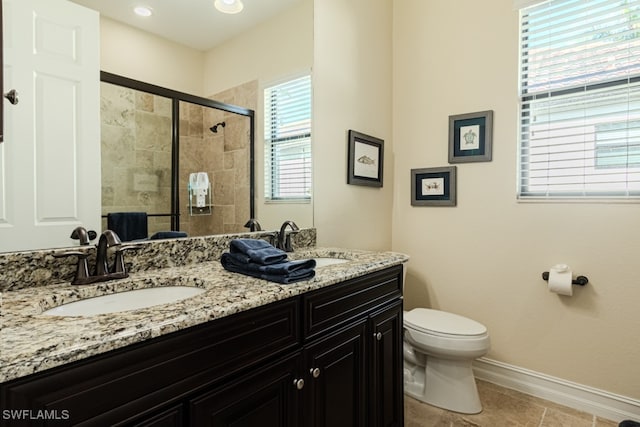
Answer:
[293, 378, 305, 390]
[310, 367, 321, 378]
[375, 332, 383, 341]
[4, 89, 19, 105]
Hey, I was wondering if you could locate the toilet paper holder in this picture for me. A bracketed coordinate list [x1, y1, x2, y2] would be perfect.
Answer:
[541, 271, 589, 286]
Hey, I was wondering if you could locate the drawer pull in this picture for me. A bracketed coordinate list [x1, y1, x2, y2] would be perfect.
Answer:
[310, 367, 321, 378]
[375, 332, 382, 341]
[293, 378, 305, 390]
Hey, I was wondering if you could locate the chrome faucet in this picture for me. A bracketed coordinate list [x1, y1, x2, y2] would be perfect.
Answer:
[277, 220, 300, 252]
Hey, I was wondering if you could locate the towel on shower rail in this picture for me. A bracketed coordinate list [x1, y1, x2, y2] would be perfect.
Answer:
[220, 252, 316, 284]
[149, 231, 188, 240]
[107, 212, 148, 242]
[229, 238, 288, 265]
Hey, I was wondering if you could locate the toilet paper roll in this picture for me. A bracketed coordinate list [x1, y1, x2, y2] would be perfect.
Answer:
[548, 264, 573, 296]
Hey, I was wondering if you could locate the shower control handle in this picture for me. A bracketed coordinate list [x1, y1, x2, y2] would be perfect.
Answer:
[4, 89, 18, 105]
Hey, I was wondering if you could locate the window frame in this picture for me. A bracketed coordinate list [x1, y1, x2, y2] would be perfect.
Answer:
[263, 74, 312, 203]
[517, 0, 640, 202]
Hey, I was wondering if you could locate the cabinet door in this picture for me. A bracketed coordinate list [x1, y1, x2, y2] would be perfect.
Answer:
[189, 352, 302, 427]
[369, 301, 404, 427]
[129, 405, 183, 427]
[304, 319, 367, 427]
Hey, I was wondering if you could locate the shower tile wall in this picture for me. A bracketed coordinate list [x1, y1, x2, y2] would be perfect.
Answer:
[100, 83, 173, 236]
[179, 80, 256, 236]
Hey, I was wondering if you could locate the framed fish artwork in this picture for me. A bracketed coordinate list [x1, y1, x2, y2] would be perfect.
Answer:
[347, 130, 384, 187]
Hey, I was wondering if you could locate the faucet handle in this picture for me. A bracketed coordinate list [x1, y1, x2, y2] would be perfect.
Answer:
[283, 230, 299, 252]
[263, 231, 278, 247]
[112, 244, 143, 275]
[53, 250, 91, 285]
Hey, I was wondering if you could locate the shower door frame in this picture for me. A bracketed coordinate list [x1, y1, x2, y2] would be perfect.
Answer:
[100, 71, 255, 232]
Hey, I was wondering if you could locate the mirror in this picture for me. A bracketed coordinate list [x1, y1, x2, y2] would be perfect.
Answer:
[1, 0, 313, 253]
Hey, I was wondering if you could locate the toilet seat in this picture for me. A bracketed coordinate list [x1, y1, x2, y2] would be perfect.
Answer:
[404, 308, 487, 338]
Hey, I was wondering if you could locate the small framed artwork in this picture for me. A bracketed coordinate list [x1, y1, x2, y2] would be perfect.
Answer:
[347, 130, 384, 187]
[411, 166, 457, 206]
[448, 110, 493, 163]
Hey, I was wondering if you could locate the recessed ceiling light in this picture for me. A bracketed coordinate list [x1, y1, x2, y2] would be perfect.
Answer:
[214, 0, 244, 14]
[134, 6, 153, 17]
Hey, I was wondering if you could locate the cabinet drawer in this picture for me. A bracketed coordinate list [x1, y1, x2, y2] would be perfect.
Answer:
[0, 298, 300, 427]
[303, 265, 402, 340]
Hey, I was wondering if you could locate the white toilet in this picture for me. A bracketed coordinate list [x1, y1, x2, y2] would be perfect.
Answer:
[403, 307, 490, 414]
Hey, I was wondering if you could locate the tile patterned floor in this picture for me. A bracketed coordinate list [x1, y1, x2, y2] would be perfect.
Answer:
[404, 380, 619, 427]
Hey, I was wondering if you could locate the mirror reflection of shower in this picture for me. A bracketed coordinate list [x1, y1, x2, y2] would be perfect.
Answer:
[210, 121, 225, 133]
[179, 99, 252, 238]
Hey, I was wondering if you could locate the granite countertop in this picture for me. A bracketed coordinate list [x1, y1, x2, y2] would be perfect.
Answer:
[0, 247, 408, 383]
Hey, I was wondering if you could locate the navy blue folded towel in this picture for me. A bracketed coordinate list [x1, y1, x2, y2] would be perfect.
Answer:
[107, 212, 148, 242]
[230, 238, 288, 265]
[221, 252, 316, 284]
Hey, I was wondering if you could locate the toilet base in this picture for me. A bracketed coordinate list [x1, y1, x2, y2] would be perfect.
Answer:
[404, 356, 483, 414]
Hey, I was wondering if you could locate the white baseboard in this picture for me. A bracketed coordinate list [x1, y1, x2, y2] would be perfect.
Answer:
[473, 357, 640, 423]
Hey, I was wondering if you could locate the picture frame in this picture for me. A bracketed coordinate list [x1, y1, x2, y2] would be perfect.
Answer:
[411, 166, 457, 206]
[448, 110, 493, 163]
[347, 130, 384, 187]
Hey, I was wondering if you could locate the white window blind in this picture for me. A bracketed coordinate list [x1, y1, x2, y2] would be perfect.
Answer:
[518, 0, 640, 199]
[264, 75, 312, 201]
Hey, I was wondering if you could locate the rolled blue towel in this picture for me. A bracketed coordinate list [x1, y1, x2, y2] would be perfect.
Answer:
[221, 253, 315, 284]
[230, 238, 288, 265]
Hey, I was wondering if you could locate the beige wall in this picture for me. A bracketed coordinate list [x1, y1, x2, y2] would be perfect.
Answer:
[313, 0, 394, 251]
[392, 0, 640, 399]
[203, 0, 315, 231]
[100, 17, 204, 96]
[202, 0, 313, 97]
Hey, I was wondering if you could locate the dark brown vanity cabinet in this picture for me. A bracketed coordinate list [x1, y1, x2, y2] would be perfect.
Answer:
[0, 265, 403, 427]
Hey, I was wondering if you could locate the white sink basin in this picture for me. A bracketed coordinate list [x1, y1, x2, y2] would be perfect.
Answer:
[314, 257, 350, 268]
[42, 286, 206, 316]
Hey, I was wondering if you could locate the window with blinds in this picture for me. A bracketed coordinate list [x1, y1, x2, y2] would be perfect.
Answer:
[264, 75, 312, 201]
[518, 0, 640, 199]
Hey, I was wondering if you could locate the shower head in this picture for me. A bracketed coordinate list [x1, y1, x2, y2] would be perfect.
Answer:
[210, 121, 226, 133]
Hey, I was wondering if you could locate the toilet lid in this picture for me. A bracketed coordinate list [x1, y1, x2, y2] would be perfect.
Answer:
[404, 308, 487, 336]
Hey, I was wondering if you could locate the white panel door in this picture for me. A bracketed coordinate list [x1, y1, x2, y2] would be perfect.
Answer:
[0, 0, 101, 252]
